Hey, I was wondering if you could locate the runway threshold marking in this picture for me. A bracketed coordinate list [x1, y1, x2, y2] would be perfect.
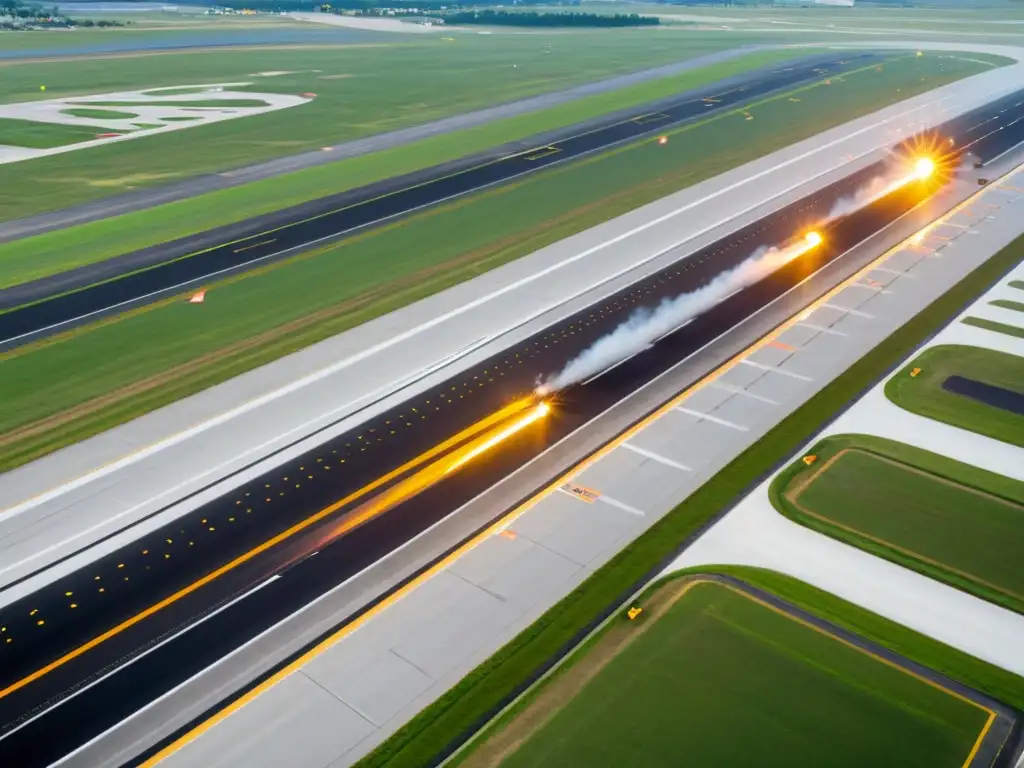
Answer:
[0, 398, 536, 703]
[140, 185, 1014, 763]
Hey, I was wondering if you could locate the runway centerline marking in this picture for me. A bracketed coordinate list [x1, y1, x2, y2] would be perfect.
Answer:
[524, 146, 561, 161]
[232, 238, 276, 254]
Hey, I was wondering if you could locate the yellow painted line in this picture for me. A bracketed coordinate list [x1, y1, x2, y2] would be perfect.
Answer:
[0, 397, 535, 703]
[525, 147, 561, 162]
[232, 238, 276, 254]
[710, 582, 999, 740]
[630, 112, 671, 126]
[962, 711, 997, 768]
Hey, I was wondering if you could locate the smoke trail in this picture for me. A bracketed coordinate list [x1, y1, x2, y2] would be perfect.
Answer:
[827, 172, 892, 219]
[539, 244, 795, 393]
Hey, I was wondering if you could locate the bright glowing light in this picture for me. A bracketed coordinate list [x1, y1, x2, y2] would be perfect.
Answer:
[805, 231, 822, 247]
[914, 157, 936, 180]
[445, 402, 551, 475]
[657, 135, 668, 145]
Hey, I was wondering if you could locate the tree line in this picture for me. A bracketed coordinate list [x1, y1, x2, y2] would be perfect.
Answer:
[439, 9, 658, 26]
[1, 0, 125, 26]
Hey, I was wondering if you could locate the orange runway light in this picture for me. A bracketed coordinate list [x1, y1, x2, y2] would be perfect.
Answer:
[657, 135, 668, 145]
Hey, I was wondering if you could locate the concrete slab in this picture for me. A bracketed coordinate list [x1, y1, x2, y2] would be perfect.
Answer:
[306, 649, 434, 727]
[165, 672, 374, 768]
[391, 573, 520, 679]
[450, 534, 582, 611]
[511, 489, 642, 567]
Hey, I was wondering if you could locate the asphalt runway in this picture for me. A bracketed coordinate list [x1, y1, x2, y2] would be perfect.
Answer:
[0, 52, 880, 347]
[2, 87, 1024, 766]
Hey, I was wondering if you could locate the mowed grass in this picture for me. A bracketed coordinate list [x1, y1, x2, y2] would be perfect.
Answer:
[772, 434, 1024, 614]
[0, 52, 996, 470]
[0, 32, 806, 219]
[886, 344, 1024, 447]
[990, 298, 1024, 313]
[61, 107, 138, 120]
[0, 48, 814, 285]
[963, 316, 1024, 339]
[473, 580, 988, 768]
[81, 98, 271, 108]
[0, 117, 105, 148]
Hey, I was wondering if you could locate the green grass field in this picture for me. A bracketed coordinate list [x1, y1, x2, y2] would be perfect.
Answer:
[81, 98, 271, 108]
[990, 298, 1024, 314]
[0, 48, 818, 285]
[886, 345, 1024, 447]
[0, 52, 998, 471]
[467, 580, 989, 768]
[963, 316, 1024, 340]
[0, 116, 105, 148]
[354, 237, 1024, 768]
[771, 434, 1024, 614]
[0, 32, 813, 220]
[61, 107, 139, 120]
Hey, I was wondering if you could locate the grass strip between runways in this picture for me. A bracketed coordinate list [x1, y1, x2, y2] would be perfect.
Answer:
[354, 233, 1024, 768]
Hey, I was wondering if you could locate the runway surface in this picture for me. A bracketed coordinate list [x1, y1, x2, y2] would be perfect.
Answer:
[0, 85, 1022, 767]
[0, 53, 879, 348]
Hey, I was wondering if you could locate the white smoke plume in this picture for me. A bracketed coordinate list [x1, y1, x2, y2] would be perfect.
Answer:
[539, 244, 796, 393]
[827, 172, 893, 219]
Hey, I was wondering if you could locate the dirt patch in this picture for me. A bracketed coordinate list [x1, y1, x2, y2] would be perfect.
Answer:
[460, 578, 708, 768]
[87, 171, 186, 188]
